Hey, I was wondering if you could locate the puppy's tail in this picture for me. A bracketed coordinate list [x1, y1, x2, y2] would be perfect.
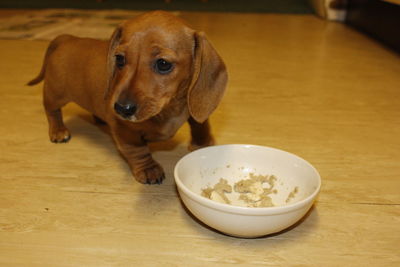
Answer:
[26, 70, 45, 86]
[26, 48, 50, 86]
[26, 35, 70, 86]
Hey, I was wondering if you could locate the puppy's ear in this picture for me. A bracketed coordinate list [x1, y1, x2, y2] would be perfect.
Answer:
[188, 32, 228, 123]
[105, 26, 122, 99]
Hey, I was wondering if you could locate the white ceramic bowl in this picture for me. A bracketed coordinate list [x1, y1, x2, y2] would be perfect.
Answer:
[174, 144, 321, 238]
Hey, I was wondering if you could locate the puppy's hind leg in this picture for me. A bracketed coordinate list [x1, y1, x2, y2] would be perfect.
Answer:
[43, 84, 71, 143]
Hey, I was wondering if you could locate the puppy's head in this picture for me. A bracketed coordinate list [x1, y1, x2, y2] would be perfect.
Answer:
[105, 11, 227, 123]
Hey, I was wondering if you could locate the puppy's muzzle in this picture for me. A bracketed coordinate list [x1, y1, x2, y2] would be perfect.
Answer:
[114, 101, 137, 119]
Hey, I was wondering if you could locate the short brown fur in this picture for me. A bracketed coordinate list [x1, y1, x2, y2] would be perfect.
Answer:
[27, 11, 227, 184]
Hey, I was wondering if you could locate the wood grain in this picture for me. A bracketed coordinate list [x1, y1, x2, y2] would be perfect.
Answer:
[0, 11, 399, 266]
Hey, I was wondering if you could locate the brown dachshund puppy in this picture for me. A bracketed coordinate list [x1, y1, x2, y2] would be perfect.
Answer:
[27, 11, 227, 184]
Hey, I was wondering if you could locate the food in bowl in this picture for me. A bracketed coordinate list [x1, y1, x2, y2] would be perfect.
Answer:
[201, 173, 283, 207]
[174, 144, 321, 238]
[201, 178, 232, 205]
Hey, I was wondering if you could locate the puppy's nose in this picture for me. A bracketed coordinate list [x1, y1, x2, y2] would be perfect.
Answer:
[114, 102, 137, 118]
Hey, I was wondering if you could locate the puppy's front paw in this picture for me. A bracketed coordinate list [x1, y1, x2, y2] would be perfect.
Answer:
[133, 162, 165, 185]
[49, 127, 71, 143]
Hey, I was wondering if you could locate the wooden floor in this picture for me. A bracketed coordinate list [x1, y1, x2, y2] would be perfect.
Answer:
[1, 10, 399, 266]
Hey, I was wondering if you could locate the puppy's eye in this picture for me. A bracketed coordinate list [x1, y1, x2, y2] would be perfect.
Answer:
[115, 54, 125, 69]
[154, 59, 173, 74]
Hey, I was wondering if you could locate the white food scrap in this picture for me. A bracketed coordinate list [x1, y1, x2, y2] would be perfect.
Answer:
[285, 186, 299, 203]
[201, 178, 232, 204]
[234, 173, 277, 207]
[202, 173, 280, 208]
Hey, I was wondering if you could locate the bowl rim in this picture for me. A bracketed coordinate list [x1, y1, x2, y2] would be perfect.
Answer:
[174, 144, 321, 216]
